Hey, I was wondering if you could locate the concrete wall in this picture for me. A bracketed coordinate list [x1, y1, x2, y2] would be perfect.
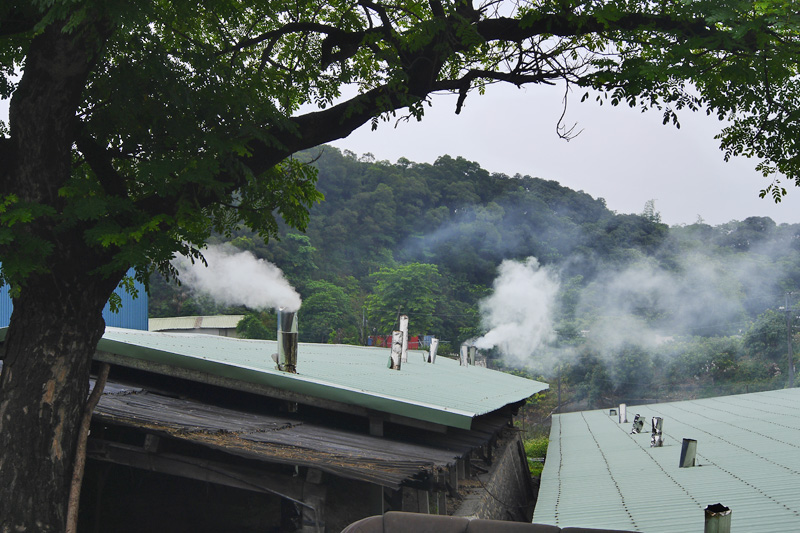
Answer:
[454, 431, 535, 522]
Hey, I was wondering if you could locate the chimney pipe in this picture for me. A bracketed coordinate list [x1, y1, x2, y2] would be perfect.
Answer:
[651, 417, 664, 447]
[630, 414, 645, 434]
[428, 338, 439, 363]
[459, 344, 469, 366]
[680, 438, 697, 467]
[388, 330, 403, 370]
[468, 345, 477, 365]
[618, 404, 627, 424]
[704, 504, 731, 533]
[277, 308, 298, 373]
[399, 315, 409, 363]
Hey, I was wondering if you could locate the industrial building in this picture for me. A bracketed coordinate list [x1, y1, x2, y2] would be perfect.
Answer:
[1, 314, 548, 531]
[534, 390, 800, 532]
[0, 269, 148, 330]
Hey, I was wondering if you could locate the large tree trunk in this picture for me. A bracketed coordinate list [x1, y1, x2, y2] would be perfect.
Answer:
[0, 272, 122, 531]
[0, 12, 117, 531]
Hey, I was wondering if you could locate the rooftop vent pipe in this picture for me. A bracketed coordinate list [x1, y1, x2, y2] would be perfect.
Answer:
[680, 438, 697, 467]
[630, 414, 645, 434]
[427, 338, 439, 363]
[609, 408, 617, 417]
[277, 308, 298, 373]
[704, 503, 731, 533]
[388, 331, 403, 370]
[468, 345, 477, 365]
[399, 315, 409, 363]
[618, 404, 627, 424]
[651, 417, 664, 447]
[459, 344, 469, 366]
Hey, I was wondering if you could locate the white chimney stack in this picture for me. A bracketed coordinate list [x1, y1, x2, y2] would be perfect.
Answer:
[399, 315, 409, 363]
[427, 338, 439, 363]
[388, 331, 403, 370]
[459, 344, 469, 366]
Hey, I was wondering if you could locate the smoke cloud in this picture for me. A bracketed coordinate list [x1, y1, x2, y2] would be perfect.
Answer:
[173, 244, 302, 311]
[474, 257, 560, 364]
[474, 244, 793, 381]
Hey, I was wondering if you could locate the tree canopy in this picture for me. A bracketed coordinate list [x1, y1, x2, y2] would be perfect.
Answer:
[2, 0, 800, 530]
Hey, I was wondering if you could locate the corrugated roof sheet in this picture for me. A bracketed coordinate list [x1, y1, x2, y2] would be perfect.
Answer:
[97, 327, 547, 429]
[94, 379, 467, 489]
[148, 315, 244, 331]
[533, 389, 800, 532]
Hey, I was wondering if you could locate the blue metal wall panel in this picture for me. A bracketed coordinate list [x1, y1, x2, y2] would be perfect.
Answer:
[0, 282, 12, 329]
[0, 269, 148, 330]
[101, 284, 149, 330]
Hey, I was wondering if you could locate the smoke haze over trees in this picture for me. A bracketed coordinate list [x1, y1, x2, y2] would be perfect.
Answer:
[152, 148, 800, 406]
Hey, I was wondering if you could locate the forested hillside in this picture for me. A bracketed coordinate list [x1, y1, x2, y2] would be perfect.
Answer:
[150, 148, 800, 407]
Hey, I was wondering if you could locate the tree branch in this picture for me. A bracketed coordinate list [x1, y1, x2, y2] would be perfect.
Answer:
[75, 129, 128, 198]
[475, 13, 715, 42]
[65, 363, 110, 533]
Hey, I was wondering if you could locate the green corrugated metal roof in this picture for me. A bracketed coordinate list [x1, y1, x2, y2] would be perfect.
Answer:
[533, 389, 800, 532]
[148, 315, 244, 331]
[96, 327, 547, 429]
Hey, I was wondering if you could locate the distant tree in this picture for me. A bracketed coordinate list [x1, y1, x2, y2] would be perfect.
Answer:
[641, 199, 662, 224]
[300, 281, 357, 343]
[237, 312, 277, 340]
[743, 309, 790, 364]
[366, 263, 443, 336]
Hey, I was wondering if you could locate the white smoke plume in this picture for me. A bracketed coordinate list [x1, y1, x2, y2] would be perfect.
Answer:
[173, 243, 302, 311]
[474, 257, 560, 364]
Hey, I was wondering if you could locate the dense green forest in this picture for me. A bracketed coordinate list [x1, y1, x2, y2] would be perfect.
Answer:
[150, 147, 800, 408]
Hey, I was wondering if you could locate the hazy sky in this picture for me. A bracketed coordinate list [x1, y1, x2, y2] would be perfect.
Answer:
[3, 81, 797, 226]
[329, 83, 800, 227]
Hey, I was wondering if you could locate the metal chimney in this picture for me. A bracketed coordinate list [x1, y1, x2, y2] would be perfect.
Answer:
[468, 345, 477, 365]
[459, 344, 469, 366]
[427, 338, 439, 363]
[651, 417, 664, 447]
[630, 414, 645, 434]
[680, 438, 698, 467]
[399, 315, 409, 363]
[277, 308, 298, 373]
[618, 404, 627, 424]
[704, 503, 731, 533]
[388, 330, 403, 370]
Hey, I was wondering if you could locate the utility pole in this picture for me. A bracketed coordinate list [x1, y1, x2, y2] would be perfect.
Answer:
[786, 293, 795, 388]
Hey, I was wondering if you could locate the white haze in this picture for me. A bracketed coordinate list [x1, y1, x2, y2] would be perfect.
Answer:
[477, 247, 792, 378]
[173, 244, 302, 311]
[474, 258, 560, 363]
